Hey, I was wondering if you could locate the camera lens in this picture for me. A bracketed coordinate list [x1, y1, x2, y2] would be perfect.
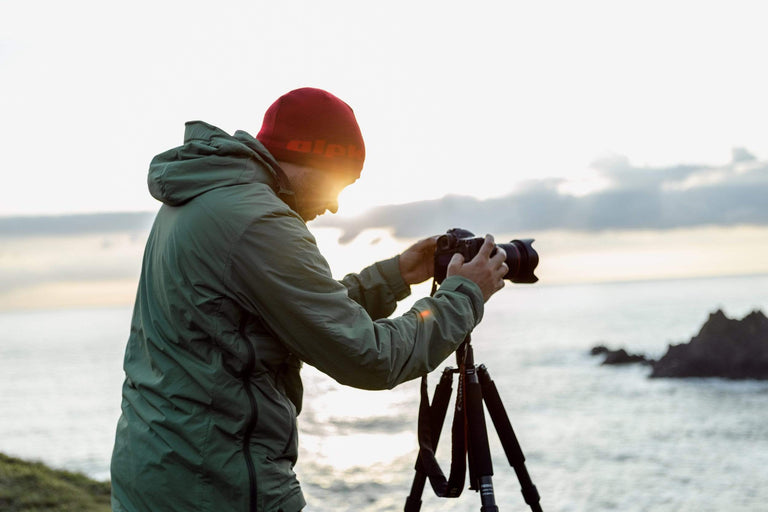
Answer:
[433, 229, 538, 284]
[498, 239, 538, 283]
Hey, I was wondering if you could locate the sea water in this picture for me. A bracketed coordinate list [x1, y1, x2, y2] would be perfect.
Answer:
[1, 274, 767, 511]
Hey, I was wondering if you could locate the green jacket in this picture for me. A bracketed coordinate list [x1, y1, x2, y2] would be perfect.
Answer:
[110, 121, 484, 512]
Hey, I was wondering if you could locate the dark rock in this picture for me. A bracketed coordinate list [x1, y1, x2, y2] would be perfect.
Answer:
[603, 349, 651, 365]
[650, 309, 768, 379]
[590, 345, 652, 365]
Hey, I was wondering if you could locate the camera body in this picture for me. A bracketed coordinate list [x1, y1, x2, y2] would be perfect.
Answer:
[433, 228, 539, 284]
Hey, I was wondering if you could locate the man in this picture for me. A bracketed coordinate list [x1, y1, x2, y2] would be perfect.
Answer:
[111, 87, 507, 511]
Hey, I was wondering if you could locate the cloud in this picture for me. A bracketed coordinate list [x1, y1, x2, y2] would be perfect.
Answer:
[315, 151, 768, 242]
[732, 147, 757, 163]
[0, 212, 155, 237]
[0, 233, 145, 292]
[1, 151, 767, 309]
[1, 149, 765, 247]
[0, 214, 151, 300]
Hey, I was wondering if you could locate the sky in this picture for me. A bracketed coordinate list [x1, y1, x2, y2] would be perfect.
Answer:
[1, 0, 768, 309]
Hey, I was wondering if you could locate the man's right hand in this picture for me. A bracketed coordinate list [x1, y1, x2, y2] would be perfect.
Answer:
[446, 234, 508, 302]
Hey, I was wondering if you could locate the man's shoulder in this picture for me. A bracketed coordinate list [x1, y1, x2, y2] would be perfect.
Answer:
[198, 182, 305, 238]
[200, 180, 290, 215]
[153, 181, 298, 246]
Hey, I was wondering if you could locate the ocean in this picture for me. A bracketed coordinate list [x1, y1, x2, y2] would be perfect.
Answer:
[1, 273, 767, 511]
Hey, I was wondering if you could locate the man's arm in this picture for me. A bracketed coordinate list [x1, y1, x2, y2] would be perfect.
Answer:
[339, 257, 410, 320]
[339, 235, 443, 319]
[227, 212, 485, 390]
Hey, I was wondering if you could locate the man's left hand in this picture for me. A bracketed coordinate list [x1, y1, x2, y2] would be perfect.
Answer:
[399, 236, 440, 285]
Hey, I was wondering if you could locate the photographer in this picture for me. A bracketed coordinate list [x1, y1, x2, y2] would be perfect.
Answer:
[110, 87, 507, 512]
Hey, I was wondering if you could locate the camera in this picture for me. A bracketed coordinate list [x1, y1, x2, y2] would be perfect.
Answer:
[434, 228, 539, 284]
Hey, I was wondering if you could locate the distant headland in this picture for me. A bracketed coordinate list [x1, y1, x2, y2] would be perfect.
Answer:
[0, 452, 110, 511]
[591, 309, 768, 380]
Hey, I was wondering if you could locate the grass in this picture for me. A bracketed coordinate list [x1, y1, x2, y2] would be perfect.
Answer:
[0, 453, 111, 512]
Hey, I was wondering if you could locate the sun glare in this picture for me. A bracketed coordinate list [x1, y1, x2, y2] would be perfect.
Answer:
[334, 186, 376, 217]
[311, 227, 410, 279]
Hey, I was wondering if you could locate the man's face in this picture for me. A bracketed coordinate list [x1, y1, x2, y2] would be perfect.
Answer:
[285, 164, 359, 221]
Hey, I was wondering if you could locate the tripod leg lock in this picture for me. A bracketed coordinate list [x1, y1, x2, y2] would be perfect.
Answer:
[522, 484, 541, 506]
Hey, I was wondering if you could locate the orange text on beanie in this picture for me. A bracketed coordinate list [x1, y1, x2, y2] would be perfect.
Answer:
[257, 88, 365, 175]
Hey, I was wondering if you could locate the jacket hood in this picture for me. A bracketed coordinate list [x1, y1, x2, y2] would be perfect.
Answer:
[148, 121, 295, 207]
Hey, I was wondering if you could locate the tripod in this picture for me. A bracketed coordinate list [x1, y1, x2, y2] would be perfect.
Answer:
[404, 336, 542, 512]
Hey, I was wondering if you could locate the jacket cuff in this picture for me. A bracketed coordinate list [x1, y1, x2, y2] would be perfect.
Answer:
[437, 276, 485, 325]
[376, 256, 411, 302]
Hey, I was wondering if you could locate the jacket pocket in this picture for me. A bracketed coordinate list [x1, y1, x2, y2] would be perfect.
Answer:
[250, 372, 299, 462]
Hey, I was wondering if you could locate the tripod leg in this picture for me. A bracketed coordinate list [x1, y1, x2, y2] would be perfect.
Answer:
[478, 365, 542, 512]
[464, 348, 499, 511]
[404, 368, 455, 511]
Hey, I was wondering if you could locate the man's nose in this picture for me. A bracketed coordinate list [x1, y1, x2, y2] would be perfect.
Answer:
[327, 200, 339, 214]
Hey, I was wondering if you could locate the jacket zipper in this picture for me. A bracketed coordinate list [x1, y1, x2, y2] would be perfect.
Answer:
[241, 339, 259, 511]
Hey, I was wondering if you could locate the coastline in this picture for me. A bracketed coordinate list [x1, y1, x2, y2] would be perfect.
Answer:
[0, 452, 110, 512]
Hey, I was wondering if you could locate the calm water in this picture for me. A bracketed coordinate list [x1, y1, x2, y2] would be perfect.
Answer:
[1, 274, 767, 511]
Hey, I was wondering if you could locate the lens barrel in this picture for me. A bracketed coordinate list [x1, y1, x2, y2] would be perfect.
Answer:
[433, 229, 539, 284]
[498, 239, 538, 283]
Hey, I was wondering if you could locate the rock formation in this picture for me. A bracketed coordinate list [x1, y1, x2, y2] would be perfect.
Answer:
[650, 309, 768, 379]
[590, 309, 768, 379]
[591, 345, 652, 365]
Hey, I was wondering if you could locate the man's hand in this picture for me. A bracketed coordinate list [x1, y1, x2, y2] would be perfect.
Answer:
[446, 235, 507, 302]
[399, 236, 440, 285]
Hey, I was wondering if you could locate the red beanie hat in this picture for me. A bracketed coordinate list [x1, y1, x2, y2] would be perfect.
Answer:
[257, 88, 365, 175]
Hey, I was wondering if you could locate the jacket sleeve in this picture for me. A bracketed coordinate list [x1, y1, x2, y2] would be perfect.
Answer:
[227, 208, 484, 390]
[339, 256, 411, 321]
